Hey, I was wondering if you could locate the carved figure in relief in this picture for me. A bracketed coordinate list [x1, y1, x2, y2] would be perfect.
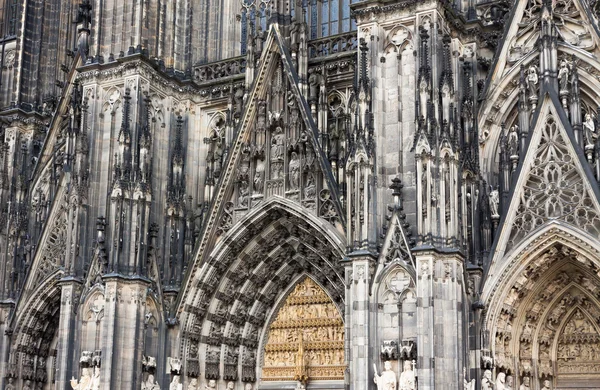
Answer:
[519, 376, 530, 390]
[289, 152, 300, 190]
[373, 361, 397, 390]
[186, 379, 198, 390]
[496, 372, 506, 390]
[226, 382, 234, 390]
[170, 375, 183, 390]
[489, 188, 500, 217]
[399, 361, 416, 390]
[481, 370, 493, 390]
[23, 381, 32, 390]
[584, 113, 596, 146]
[541, 380, 551, 390]
[71, 368, 92, 390]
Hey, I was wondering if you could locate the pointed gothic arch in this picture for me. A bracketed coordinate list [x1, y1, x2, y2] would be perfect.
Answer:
[259, 275, 345, 383]
[483, 225, 600, 389]
[178, 197, 346, 385]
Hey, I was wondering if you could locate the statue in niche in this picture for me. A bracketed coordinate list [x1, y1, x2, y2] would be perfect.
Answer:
[526, 65, 539, 97]
[373, 361, 397, 390]
[304, 172, 316, 199]
[496, 372, 507, 390]
[558, 60, 570, 91]
[481, 370, 493, 390]
[507, 125, 519, 156]
[541, 380, 551, 390]
[244, 384, 253, 390]
[187, 379, 198, 390]
[584, 113, 596, 146]
[254, 160, 265, 194]
[399, 361, 416, 390]
[210, 123, 225, 176]
[142, 374, 160, 390]
[489, 188, 500, 218]
[170, 375, 183, 390]
[506, 376, 514, 390]
[205, 380, 217, 390]
[520, 376, 531, 390]
[271, 127, 285, 161]
[226, 382, 235, 390]
[239, 179, 249, 207]
[289, 152, 300, 190]
[71, 368, 92, 389]
[23, 381, 32, 390]
[4, 378, 15, 390]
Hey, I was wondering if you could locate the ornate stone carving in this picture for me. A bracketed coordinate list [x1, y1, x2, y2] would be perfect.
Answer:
[142, 374, 160, 390]
[262, 277, 345, 381]
[481, 370, 493, 390]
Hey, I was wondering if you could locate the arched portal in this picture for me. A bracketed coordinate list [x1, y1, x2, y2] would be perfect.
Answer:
[179, 198, 346, 388]
[484, 228, 600, 390]
[261, 276, 345, 382]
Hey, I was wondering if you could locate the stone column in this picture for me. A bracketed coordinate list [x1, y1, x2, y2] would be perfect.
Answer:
[55, 277, 83, 389]
[344, 251, 375, 390]
[416, 250, 465, 390]
[0, 302, 14, 388]
[101, 275, 150, 389]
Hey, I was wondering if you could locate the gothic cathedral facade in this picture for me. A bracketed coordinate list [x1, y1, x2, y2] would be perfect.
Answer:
[0, 0, 598, 388]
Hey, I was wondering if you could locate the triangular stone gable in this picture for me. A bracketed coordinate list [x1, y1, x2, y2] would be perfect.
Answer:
[486, 0, 600, 91]
[180, 25, 344, 304]
[378, 212, 415, 269]
[490, 90, 600, 270]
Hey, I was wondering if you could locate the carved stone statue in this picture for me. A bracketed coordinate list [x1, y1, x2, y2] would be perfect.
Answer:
[244, 384, 253, 390]
[23, 381, 32, 390]
[254, 160, 265, 193]
[463, 367, 474, 390]
[584, 113, 596, 146]
[519, 376, 530, 390]
[373, 361, 397, 390]
[271, 127, 285, 161]
[304, 172, 316, 199]
[170, 375, 183, 390]
[526, 65, 539, 97]
[205, 380, 217, 390]
[226, 382, 234, 390]
[187, 379, 198, 390]
[4, 378, 15, 390]
[506, 376, 514, 390]
[91, 366, 101, 390]
[558, 60, 570, 91]
[289, 152, 300, 190]
[142, 374, 160, 390]
[481, 370, 494, 390]
[399, 361, 416, 390]
[496, 372, 506, 390]
[71, 367, 92, 390]
[541, 380, 551, 390]
[508, 125, 519, 156]
[489, 188, 500, 218]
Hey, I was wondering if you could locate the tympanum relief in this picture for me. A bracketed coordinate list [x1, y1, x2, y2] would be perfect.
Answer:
[262, 277, 345, 381]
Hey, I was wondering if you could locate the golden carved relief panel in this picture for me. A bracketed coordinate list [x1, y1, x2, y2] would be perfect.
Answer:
[261, 277, 345, 381]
